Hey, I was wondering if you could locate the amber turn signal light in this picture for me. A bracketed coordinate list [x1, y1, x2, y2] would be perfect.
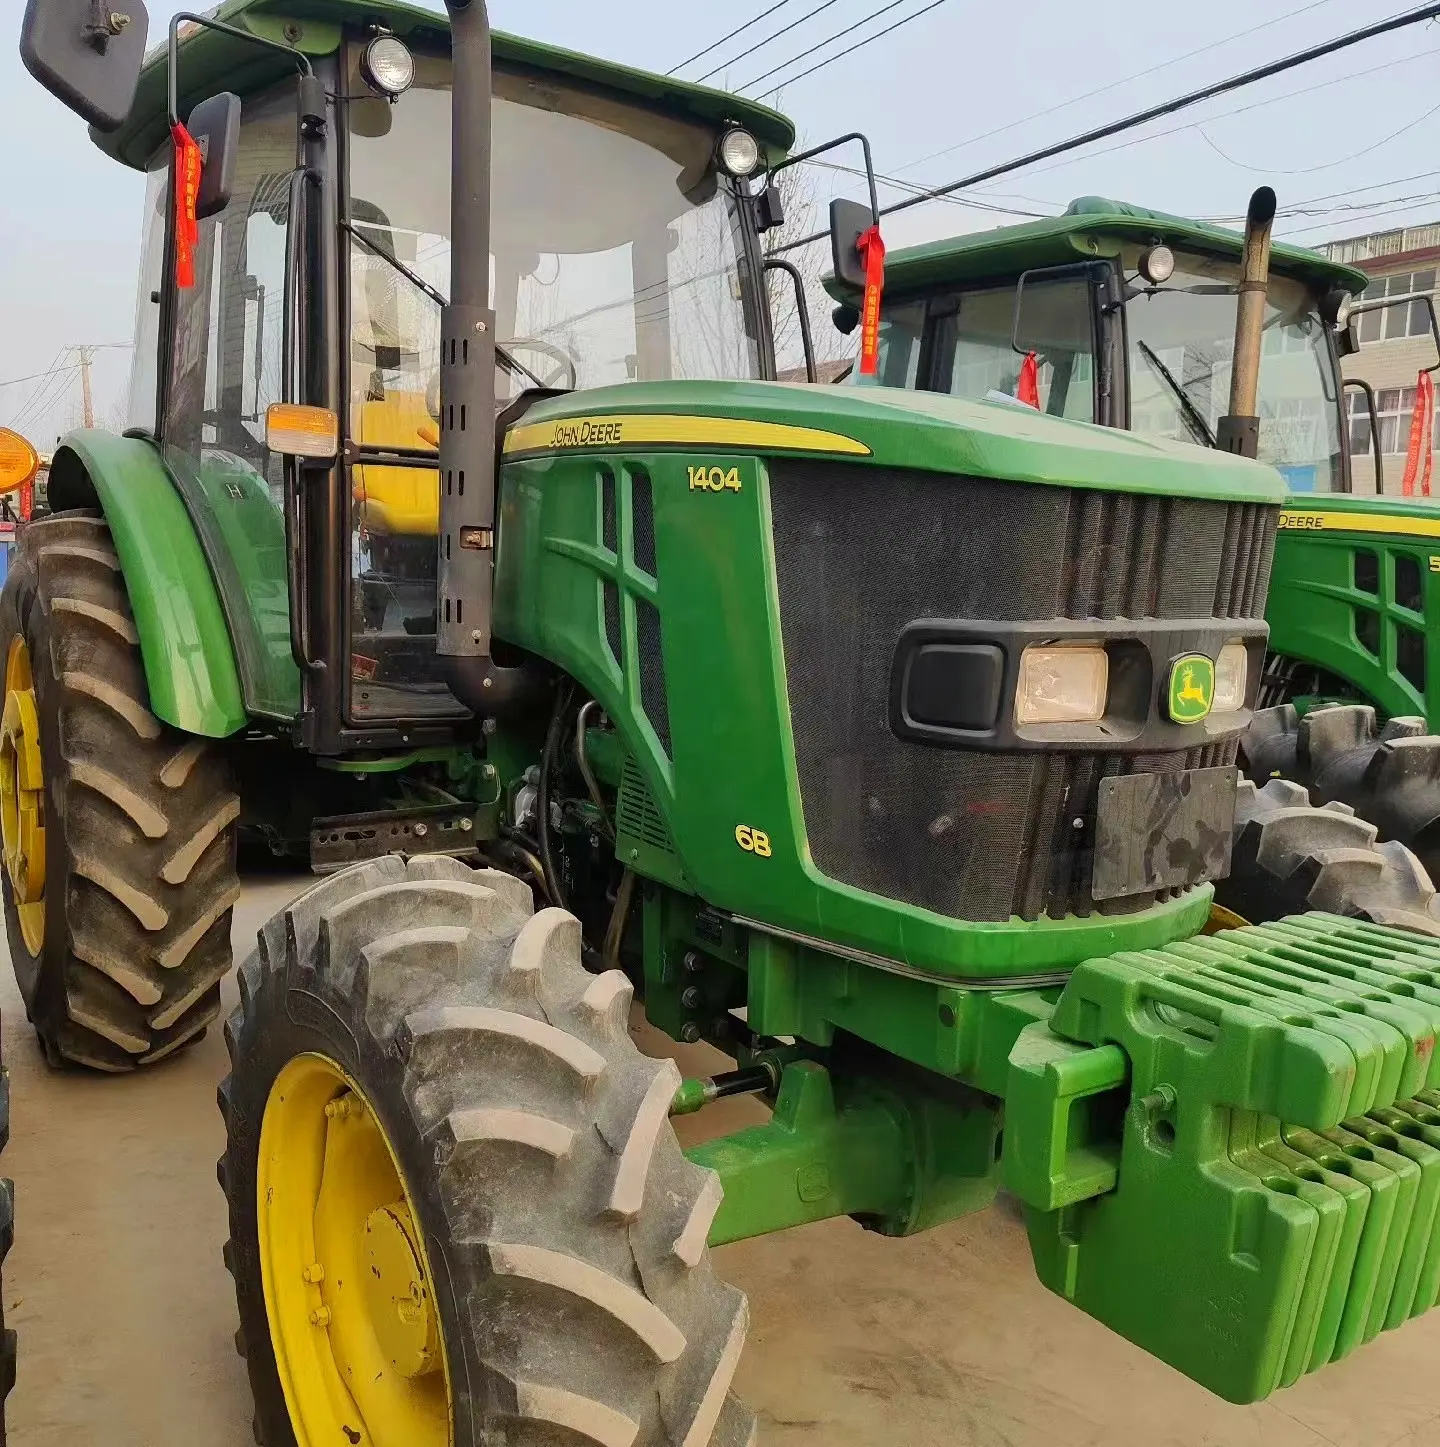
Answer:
[0, 428, 39, 496]
[266, 403, 339, 460]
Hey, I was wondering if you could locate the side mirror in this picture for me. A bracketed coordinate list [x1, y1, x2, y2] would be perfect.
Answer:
[829, 198, 872, 291]
[19, 0, 149, 132]
[1348, 291, 1440, 374]
[189, 92, 242, 220]
[1011, 263, 1102, 356]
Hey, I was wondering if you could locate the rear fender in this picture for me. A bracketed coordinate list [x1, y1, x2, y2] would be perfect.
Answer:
[45, 430, 247, 738]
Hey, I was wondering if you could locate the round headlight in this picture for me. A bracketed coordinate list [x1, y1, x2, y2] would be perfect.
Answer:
[361, 35, 415, 97]
[1138, 244, 1175, 286]
[718, 128, 761, 178]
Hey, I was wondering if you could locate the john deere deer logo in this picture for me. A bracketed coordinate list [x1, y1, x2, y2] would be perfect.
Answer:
[1168, 655, 1215, 724]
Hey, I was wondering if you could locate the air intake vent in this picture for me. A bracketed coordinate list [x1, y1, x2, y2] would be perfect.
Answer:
[616, 757, 675, 853]
[637, 598, 670, 755]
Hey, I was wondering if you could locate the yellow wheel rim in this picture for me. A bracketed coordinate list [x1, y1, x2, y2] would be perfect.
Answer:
[258, 1054, 452, 1447]
[1204, 902, 1249, 934]
[0, 636, 45, 956]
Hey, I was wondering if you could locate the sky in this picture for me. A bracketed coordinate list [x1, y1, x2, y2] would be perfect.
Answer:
[1, 0, 1437, 442]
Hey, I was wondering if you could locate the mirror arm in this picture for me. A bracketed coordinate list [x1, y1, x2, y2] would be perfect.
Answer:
[1344, 377, 1384, 495]
[165, 10, 313, 129]
[762, 258, 817, 383]
[768, 132, 880, 224]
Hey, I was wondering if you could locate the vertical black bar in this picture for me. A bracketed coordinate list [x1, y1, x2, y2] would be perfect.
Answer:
[437, 0, 499, 667]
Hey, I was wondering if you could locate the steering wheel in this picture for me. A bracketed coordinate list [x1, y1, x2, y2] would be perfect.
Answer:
[501, 337, 578, 392]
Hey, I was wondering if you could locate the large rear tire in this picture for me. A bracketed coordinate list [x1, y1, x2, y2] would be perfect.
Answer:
[1213, 776, 1440, 932]
[220, 854, 754, 1447]
[1242, 703, 1440, 883]
[0, 512, 240, 1070]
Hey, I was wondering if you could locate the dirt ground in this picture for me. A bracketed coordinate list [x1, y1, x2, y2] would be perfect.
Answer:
[6, 874, 1440, 1446]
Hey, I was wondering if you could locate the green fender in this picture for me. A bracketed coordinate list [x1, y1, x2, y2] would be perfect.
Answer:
[46, 430, 248, 738]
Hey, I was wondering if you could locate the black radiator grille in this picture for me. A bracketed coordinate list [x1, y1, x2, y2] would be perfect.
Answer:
[767, 461, 1274, 922]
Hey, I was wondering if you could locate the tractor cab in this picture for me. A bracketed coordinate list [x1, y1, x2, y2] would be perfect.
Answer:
[835, 196, 1389, 495]
[64, 0, 812, 748]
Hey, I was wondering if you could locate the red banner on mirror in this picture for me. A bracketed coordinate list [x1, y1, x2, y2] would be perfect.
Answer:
[856, 224, 886, 377]
[1401, 369, 1435, 497]
[171, 122, 204, 289]
[1017, 351, 1040, 409]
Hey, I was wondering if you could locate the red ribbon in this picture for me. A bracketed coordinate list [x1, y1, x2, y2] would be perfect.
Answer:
[1402, 369, 1435, 497]
[856, 224, 886, 377]
[1017, 351, 1040, 409]
[17, 480, 32, 524]
[171, 121, 204, 289]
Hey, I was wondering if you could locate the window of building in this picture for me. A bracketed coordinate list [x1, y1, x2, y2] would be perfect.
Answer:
[1347, 386, 1417, 454]
[1357, 269, 1436, 343]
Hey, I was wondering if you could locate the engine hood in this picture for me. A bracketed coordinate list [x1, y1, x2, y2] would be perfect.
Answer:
[501, 380, 1287, 506]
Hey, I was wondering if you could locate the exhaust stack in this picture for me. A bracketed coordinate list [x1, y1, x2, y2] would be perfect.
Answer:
[436, 0, 537, 714]
[1217, 186, 1277, 460]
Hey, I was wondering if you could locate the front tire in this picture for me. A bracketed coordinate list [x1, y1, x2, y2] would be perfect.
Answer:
[0, 512, 240, 1069]
[220, 854, 754, 1447]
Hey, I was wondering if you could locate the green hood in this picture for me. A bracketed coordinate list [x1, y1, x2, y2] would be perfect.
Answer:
[502, 380, 1287, 506]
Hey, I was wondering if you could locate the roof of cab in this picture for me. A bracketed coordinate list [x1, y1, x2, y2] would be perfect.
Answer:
[827, 196, 1368, 302]
[92, 0, 796, 169]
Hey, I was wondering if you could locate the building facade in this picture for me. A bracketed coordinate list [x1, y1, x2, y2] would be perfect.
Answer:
[1317, 223, 1440, 496]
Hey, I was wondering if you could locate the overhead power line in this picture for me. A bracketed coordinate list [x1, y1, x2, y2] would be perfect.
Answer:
[738, 0, 933, 92]
[696, 0, 847, 83]
[893, 0, 1347, 177]
[986, 46, 1436, 187]
[0, 363, 79, 391]
[668, 1, 793, 75]
[1199, 92, 1440, 175]
[772, 1, 1440, 253]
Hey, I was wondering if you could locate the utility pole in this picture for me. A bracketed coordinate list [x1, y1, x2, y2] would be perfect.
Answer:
[76, 345, 93, 428]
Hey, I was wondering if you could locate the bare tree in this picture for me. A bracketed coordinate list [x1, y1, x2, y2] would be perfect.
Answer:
[763, 159, 857, 382]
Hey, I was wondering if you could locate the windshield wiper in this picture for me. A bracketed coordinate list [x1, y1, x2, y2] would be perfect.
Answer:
[342, 221, 548, 391]
[1137, 340, 1216, 448]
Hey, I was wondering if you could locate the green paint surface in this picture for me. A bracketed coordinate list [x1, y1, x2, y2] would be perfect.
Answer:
[94, 0, 795, 171]
[51, 431, 248, 737]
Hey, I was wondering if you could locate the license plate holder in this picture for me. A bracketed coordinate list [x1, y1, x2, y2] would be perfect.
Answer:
[1091, 766, 1237, 902]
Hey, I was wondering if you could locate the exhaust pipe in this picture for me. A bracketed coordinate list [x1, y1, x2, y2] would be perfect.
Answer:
[437, 0, 544, 715]
[1217, 186, 1277, 460]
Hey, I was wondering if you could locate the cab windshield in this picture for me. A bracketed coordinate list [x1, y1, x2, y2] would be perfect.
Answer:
[343, 49, 766, 720]
[345, 49, 764, 422]
[1124, 249, 1343, 493]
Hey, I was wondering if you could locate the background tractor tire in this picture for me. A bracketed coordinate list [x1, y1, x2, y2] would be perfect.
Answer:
[1242, 703, 1440, 883]
[220, 854, 754, 1447]
[1214, 776, 1440, 933]
[0, 512, 240, 1070]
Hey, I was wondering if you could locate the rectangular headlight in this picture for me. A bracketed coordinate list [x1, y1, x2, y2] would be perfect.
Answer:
[1214, 640, 1249, 713]
[1015, 643, 1108, 726]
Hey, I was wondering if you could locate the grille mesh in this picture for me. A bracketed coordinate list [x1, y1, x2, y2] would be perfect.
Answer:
[768, 460, 1274, 922]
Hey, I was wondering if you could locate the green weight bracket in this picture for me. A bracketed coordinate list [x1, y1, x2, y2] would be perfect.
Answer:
[1004, 913, 1440, 1404]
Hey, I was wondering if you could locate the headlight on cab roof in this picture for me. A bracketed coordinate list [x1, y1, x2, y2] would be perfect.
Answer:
[1015, 643, 1108, 726]
[1213, 640, 1249, 713]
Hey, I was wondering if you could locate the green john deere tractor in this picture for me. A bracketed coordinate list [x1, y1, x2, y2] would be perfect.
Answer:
[21, 1, 1440, 1440]
[833, 193, 1440, 913]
